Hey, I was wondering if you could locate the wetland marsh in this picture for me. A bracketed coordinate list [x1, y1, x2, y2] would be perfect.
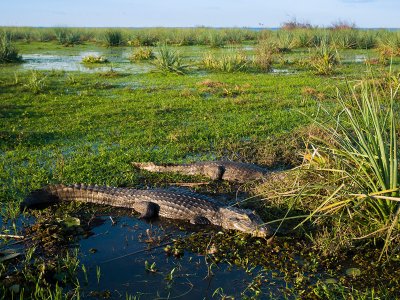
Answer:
[1, 27, 400, 299]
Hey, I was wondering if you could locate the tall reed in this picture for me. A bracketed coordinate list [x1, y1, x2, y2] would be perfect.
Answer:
[304, 79, 400, 257]
[0, 34, 22, 63]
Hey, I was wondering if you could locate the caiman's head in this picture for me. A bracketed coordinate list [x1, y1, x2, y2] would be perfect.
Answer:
[219, 207, 270, 238]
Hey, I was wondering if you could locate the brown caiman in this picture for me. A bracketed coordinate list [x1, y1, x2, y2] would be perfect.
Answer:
[132, 161, 270, 183]
[22, 184, 270, 238]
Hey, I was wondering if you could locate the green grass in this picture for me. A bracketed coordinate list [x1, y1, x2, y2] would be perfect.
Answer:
[153, 44, 188, 74]
[303, 78, 400, 257]
[0, 34, 22, 63]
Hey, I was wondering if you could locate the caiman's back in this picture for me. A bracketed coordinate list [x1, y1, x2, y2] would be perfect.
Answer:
[132, 160, 270, 183]
[22, 184, 221, 221]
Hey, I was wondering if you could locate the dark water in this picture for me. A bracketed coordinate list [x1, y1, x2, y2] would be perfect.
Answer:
[76, 215, 286, 299]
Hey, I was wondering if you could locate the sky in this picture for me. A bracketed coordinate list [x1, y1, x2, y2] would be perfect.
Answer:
[0, 0, 399, 28]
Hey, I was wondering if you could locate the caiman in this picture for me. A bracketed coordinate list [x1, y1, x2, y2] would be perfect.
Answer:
[22, 184, 270, 238]
[132, 161, 270, 183]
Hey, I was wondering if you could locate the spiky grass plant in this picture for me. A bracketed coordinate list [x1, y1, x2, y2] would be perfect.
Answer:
[0, 34, 22, 63]
[103, 30, 124, 47]
[54, 28, 81, 46]
[301, 79, 400, 258]
[153, 44, 187, 74]
[308, 39, 339, 75]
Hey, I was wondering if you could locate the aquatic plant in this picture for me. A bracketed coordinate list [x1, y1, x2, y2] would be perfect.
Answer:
[0, 34, 22, 63]
[302, 79, 400, 258]
[208, 31, 225, 48]
[103, 30, 124, 46]
[153, 44, 187, 74]
[54, 28, 82, 46]
[252, 40, 275, 72]
[202, 50, 248, 72]
[81, 55, 108, 64]
[129, 47, 155, 61]
[308, 38, 339, 75]
[24, 70, 47, 93]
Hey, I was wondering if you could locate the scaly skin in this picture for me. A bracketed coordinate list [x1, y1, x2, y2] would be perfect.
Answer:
[23, 184, 270, 238]
[132, 161, 270, 183]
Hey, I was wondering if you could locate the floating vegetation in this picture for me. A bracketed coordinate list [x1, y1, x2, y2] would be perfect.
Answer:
[128, 47, 155, 61]
[81, 55, 108, 64]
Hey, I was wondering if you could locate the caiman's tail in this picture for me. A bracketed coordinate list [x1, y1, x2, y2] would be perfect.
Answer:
[22, 185, 67, 209]
[21, 184, 136, 210]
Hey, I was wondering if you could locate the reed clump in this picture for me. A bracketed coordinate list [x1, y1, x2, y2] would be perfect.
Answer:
[103, 30, 124, 47]
[0, 33, 22, 63]
[202, 50, 248, 73]
[153, 44, 187, 74]
[262, 78, 400, 258]
[54, 28, 82, 46]
[308, 39, 339, 75]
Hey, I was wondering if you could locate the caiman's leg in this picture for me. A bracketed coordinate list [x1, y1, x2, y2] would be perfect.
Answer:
[190, 215, 211, 225]
[202, 165, 225, 180]
[132, 201, 160, 219]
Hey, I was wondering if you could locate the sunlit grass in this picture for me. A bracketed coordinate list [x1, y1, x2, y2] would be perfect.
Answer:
[299, 78, 400, 258]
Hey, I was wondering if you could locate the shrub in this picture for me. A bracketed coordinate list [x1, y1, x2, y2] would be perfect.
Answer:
[281, 18, 314, 30]
[0, 34, 22, 63]
[329, 20, 356, 30]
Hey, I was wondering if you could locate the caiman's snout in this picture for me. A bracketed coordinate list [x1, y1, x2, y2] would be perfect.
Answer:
[220, 207, 270, 238]
[252, 225, 269, 238]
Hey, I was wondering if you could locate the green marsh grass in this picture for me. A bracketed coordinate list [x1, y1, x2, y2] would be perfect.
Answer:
[129, 47, 155, 61]
[0, 34, 22, 63]
[299, 79, 400, 257]
[253, 41, 275, 72]
[54, 28, 82, 46]
[24, 70, 48, 94]
[154, 44, 187, 74]
[308, 38, 339, 75]
[202, 50, 248, 72]
[103, 29, 124, 46]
